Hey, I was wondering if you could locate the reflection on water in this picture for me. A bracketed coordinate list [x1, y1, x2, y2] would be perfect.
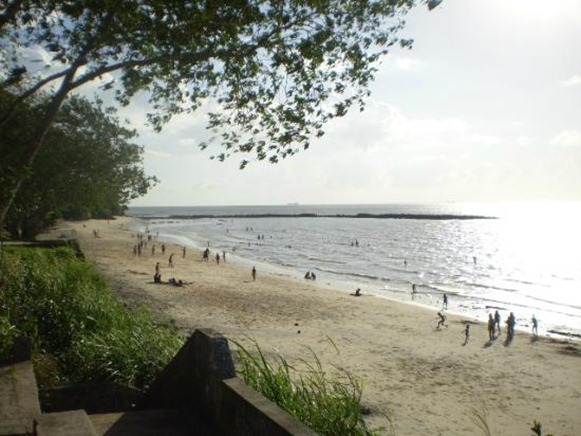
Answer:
[129, 202, 581, 337]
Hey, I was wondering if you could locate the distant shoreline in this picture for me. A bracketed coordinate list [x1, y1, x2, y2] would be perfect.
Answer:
[134, 213, 497, 220]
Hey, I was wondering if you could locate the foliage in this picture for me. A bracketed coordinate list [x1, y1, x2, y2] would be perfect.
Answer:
[0, 0, 440, 168]
[470, 404, 493, 436]
[0, 246, 183, 389]
[530, 421, 553, 436]
[235, 339, 379, 435]
[0, 90, 157, 239]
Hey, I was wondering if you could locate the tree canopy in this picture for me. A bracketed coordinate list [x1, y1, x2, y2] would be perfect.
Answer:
[0, 0, 440, 230]
[0, 90, 157, 239]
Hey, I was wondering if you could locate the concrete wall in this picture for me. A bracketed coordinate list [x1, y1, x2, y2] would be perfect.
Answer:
[139, 329, 316, 436]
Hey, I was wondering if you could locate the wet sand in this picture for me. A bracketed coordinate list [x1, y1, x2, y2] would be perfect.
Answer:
[44, 217, 581, 435]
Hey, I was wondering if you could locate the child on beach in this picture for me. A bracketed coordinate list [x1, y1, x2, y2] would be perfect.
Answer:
[436, 312, 447, 330]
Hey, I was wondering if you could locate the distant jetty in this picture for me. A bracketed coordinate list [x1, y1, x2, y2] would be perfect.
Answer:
[138, 213, 496, 220]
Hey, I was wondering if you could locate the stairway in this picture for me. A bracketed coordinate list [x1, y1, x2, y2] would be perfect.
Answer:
[0, 361, 210, 436]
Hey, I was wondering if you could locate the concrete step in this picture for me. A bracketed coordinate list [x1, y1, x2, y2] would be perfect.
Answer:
[36, 410, 97, 436]
[0, 361, 41, 435]
[89, 408, 212, 435]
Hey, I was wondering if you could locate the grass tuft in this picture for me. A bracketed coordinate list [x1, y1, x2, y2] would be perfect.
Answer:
[234, 339, 380, 435]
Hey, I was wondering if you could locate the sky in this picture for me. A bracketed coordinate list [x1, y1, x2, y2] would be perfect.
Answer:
[119, 0, 581, 206]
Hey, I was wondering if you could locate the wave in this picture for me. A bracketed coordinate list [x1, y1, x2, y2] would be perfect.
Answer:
[305, 255, 347, 265]
[315, 267, 387, 282]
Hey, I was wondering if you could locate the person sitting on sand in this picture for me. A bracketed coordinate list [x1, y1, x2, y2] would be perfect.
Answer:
[153, 272, 162, 284]
[351, 288, 362, 297]
[436, 312, 447, 330]
[305, 271, 312, 279]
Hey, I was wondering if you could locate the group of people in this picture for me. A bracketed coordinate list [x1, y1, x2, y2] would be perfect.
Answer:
[454, 308, 539, 345]
[486, 310, 502, 341]
[202, 248, 227, 264]
[304, 271, 317, 280]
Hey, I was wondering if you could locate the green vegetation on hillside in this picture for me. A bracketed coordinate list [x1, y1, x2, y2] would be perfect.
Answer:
[0, 246, 182, 389]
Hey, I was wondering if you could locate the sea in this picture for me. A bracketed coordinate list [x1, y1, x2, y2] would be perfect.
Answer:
[126, 202, 581, 340]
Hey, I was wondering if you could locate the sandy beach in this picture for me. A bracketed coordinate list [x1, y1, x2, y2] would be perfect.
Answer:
[43, 217, 581, 435]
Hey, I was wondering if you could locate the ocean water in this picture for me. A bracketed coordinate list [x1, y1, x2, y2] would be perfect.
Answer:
[127, 202, 581, 339]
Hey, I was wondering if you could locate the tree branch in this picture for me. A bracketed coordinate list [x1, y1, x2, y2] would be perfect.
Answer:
[0, 0, 24, 31]
[0, 69, 69, 127]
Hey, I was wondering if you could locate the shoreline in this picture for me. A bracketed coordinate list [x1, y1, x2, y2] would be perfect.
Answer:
[132, 213, 496, 220]
[42, 217, 581, 435]
[130, 217, 581, 342]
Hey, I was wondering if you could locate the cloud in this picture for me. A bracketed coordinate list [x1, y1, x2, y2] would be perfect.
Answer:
[550, 130, 581, 147]
[559, 74, 581, 87]
[145, 149, 172, 158]
[393, 57, 424, 71]
[515, 135, 535, 147]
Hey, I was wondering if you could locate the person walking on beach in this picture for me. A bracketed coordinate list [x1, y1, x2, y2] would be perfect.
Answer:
[161, 243, 166, 255]
[532, 315, 539, 338]
[463, 324, 470, 345]
[168, 253, 174, 268]
[182, 246, 186, 258]
[252, 266, 257, 281]
[215, 253, 220, 265]
[442, 293, 448, 309]
[222, 250, 226, 262]
[487, 313, 496, 341]
[494, 310, 501, 334]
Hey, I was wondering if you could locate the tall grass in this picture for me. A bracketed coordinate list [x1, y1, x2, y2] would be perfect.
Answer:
[0, 246, 182, 389]
[235, 339, 380, 436]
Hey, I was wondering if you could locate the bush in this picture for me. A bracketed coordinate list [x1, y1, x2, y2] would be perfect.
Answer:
[0, 246, 182, 389]
[235, 340, 380, 436]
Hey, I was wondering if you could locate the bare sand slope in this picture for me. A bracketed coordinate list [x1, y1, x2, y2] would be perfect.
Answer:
[44, 217, 581, 435]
